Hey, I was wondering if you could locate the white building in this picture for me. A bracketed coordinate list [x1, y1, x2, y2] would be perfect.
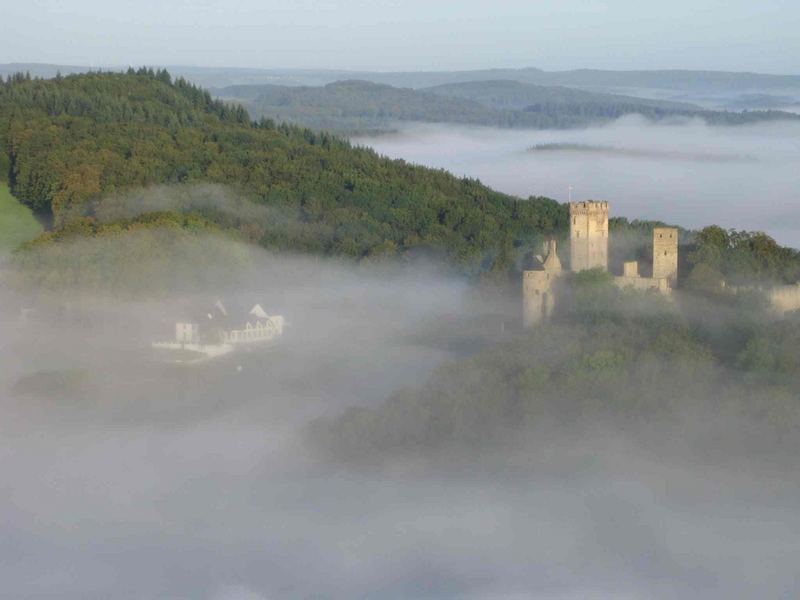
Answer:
[154, 301, 286, 362]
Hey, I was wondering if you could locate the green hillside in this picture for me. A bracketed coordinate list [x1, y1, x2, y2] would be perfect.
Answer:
[0, 70, 566, 268]
[0, 182, 43, 255]
[213, 79, 498, 133]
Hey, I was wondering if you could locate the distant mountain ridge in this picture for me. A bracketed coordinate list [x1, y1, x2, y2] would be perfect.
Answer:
[424, 80, 701, 111]
[4, 63, 800, 92]
[212, 78, 800, 134]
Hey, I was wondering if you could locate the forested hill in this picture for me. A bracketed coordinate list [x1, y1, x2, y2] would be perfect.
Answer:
[214, 78, 800, 134]
[212, 79, 500, 133]
[424, 80, 700, 111]
[0, 69, 566, 266]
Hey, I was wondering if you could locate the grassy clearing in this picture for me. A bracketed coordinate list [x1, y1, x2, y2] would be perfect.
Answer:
[0, 183, 43, 255]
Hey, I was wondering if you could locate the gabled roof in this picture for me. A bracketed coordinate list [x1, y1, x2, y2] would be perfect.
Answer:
[250, 304, 269, 319]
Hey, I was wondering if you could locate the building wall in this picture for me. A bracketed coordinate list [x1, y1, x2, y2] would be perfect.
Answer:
[570, 201, 609, 272]
[523, 271, 560, 328]
[613, 276, 671, 294]
[767, 284, 800, 315]
[623, 261, 639, 277]
[176, 322, 198, 343]
[653, 227, 679, 283]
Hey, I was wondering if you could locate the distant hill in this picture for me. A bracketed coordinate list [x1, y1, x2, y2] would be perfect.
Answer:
[205, 66, 800, 93]
[720, 93, 800, 110]
[212, 79, 497, 132]
[424, 80, 700, 111]
[0, 62, 93, 80]
[187, 66, 800, 92]
[213, 78, 800, 133]
[6, 63, 800, 93]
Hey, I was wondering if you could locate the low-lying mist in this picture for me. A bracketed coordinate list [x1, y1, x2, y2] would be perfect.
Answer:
[355, 116, 800, 248]
[3, 211, 800, 597]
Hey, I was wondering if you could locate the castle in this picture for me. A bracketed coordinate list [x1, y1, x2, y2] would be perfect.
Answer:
[523, 201, 678, 328]
[523, 200, 800, 327]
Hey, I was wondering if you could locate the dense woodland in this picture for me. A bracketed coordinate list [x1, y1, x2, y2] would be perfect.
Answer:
[215, 78, 800, 134]
[0, 69, 568, 269]
[311, 273, 800, 463]
[2, 69, 800, 289]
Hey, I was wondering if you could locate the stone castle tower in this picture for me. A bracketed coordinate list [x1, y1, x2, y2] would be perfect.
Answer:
[523, 239, 563, 328]
[652, 227, 678, 283]
[523, 201, 680, 330]
[570, 201, 609, 272]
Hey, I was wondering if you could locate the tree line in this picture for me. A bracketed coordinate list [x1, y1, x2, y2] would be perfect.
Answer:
[0, 69, 566, 269]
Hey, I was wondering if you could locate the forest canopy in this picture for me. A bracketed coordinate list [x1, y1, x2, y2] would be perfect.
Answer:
[0, 69, 566, 268]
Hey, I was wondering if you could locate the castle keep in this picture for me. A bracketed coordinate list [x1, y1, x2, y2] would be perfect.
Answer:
[569, 201, 609, 272]
[523, 201, 677, 328]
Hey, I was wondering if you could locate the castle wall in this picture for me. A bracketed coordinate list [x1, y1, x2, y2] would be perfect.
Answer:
[767, 284, 800, 315]
[653, 227, 679, 283]
[570, 201, 609, 272]
[613, 276, 671, 294]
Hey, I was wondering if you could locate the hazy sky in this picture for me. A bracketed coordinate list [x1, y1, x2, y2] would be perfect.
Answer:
[1, 0, 799, 73]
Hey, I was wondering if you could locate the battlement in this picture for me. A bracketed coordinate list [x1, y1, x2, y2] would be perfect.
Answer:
[569, 201, 609, 216]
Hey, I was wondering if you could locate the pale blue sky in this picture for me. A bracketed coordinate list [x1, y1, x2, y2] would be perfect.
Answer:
[1, 0, 799, 73]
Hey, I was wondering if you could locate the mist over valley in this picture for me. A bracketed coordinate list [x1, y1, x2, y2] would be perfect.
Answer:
[356, 117, 800, 247]
[3, 3, 800, 597]
[4, 238, 800, 599]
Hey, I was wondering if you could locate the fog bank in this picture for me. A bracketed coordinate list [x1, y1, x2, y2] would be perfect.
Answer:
[355, 117, 800, 247]
[2, 227, 800, 598]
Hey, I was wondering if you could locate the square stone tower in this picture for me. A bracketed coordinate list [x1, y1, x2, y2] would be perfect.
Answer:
[570, 201, 609, 272]
[652, 227, 678, 283]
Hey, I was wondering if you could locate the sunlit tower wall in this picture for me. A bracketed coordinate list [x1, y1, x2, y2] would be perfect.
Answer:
[569, 201, 609, 272]
[523, 271, 558, 328]
[522, 239, 562, 329]
[652, 227, 679, 283]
